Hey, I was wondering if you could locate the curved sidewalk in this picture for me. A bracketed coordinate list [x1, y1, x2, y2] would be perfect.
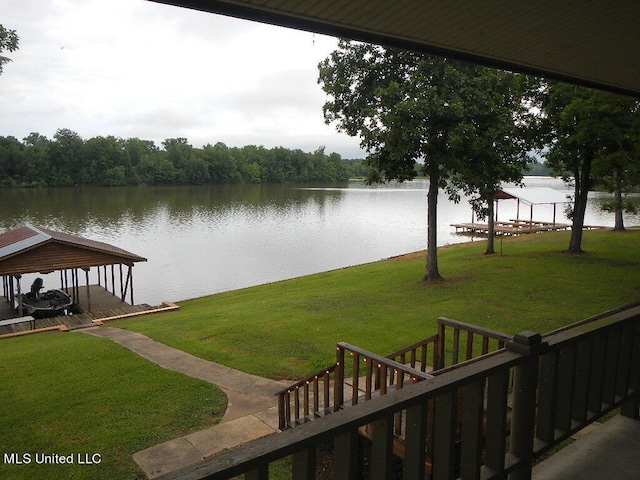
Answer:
[81, 326, 286, 479]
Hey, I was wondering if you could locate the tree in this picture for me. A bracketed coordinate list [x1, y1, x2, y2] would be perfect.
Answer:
[540, 83, 640, 250]
[84, 136, 129, 185]
[590, 97, 640, 231]
[319, 40, 535, 278]
[448, 72, 537, 254]
[0, 25, 19, 75]
[49, 129, 84, 186]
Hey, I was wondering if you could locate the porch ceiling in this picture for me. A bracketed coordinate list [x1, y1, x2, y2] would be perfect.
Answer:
[149, 0, 640, 97]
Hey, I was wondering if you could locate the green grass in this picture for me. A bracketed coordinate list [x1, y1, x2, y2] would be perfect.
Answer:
[116, 229, 640, 379]
[2, 229, 638, 480]
[0, 332, 226, 480]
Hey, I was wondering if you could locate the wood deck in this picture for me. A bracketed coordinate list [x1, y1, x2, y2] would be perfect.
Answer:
[0, 285, 178, 338]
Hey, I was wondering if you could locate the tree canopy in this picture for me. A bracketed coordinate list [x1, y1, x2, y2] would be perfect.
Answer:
[0, 24, 19, 75]
[0, 131, 353, 187]
[319, 41, 537, 278]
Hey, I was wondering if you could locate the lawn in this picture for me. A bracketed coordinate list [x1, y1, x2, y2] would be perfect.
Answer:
[0, 332, 226, 480]
[2, 228, 638, 480]
[115, 228, 640, 380]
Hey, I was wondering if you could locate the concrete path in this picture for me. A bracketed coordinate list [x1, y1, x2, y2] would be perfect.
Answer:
[533, 415, 640, 480]
[80, 326, 286, 479]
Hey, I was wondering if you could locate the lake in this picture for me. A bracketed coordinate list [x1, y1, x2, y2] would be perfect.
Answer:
[1, 177, 637, 305]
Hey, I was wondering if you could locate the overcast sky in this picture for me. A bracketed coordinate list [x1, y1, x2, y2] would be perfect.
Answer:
[1, 0, 366, 158]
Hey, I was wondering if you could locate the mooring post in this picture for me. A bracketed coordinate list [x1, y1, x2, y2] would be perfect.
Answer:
[506, 331, 548, 480]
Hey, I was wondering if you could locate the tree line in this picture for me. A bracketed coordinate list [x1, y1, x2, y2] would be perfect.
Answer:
[0, 132, 355, 187]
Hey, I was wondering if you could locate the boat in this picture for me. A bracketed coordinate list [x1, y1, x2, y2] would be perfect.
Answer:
[18, 278, 74, 318]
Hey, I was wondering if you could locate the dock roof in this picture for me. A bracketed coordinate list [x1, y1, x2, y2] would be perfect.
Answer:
[0, 225, 147, 276]
[497, 187, 571, 206]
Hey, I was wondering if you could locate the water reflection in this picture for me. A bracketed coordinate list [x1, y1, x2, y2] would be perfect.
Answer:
[0, 179, 637, 305]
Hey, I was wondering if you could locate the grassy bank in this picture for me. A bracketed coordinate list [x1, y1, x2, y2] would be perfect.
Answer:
[116, 229, 640, 380]
[0, 332, 226, 480]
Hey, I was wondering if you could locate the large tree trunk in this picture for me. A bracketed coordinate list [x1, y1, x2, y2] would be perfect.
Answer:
[485, 197, 496, 255]
[613, 177, 626, 231]
[423, 167, 443, 281]
[568, 156, 592, 253]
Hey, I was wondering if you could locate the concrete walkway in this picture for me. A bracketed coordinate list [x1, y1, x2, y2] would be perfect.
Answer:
[533, 415, 640, 480]
[80, 327, 286, 479]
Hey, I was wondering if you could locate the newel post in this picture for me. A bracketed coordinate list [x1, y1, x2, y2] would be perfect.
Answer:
[506, 331, 548, 480]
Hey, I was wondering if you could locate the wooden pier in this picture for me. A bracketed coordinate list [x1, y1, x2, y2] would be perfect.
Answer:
[451, 219, 571, 236]
[449, 218, 612, 236]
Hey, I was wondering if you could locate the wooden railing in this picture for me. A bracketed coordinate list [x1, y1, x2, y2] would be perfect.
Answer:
[385, 317, 512, 374]
[277, 342, 433, 430]
[160, 302, 640, 480]
[278, 317, 512, 430]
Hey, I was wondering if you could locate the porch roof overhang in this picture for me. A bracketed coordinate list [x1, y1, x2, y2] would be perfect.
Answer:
[496, 187, 571, 206]
[149, 0, 640, 97]
[0, 225, 147, 277]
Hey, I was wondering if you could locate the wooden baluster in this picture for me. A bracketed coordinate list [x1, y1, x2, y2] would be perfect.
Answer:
[621, 320, 640, 418]
[323, 370, 331, 414]
[313, 376, 319, 416]
[335, 346, 345, 411]
[294, 386, 300, 424]
[555, 342, 577, 433]
[379, 364, 387, 395]
[365, 358, 373, 400]
[421, 344, 428, 372]
[460, 380, 485, 479]
[466, 331, 474, 360]
[245, 465, 268, 480]
[404, 402, 428, 480]
[452, 327, 460, 365]
[370, 416, 394, 480]
[334, 430, 359, 480]
[432, 390, 457, 480]
[352, 353, 360, 406]
[436, 322, 446, 370]
[292, 447, 316, 480]
[278, 392, 287, 430]
[482, 335, 490, 355]
[485, 370, 510, 475]
[303, 381, 310, 422]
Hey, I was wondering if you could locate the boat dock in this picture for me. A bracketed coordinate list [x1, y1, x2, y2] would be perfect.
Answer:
[0, 284, 178, 338]
[451, 219, 605, 236]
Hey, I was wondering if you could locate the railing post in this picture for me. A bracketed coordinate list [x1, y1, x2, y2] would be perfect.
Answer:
[334, 345, 345, 411]
[506, 331, 547, 480]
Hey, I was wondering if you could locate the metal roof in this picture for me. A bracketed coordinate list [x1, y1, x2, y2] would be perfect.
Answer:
[498, 187, 571, 206]
[149, 0, 640, 97]
[0, 225, 147, 275]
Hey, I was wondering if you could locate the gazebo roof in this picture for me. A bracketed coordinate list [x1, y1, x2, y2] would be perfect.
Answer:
[496, 187, 571, 206]
[0, 225, 147, 276]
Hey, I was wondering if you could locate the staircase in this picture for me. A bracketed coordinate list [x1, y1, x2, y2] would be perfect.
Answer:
[277, 317, 512, 430]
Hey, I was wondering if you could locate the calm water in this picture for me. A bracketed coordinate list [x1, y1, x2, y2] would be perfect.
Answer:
[1, 178, 637, 305]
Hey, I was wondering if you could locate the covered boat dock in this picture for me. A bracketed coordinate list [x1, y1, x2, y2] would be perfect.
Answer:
[0, 225, 174, 337]
[451, 187, 576, 236]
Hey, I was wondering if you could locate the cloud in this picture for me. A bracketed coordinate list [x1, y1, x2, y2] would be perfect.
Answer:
[0, 0, 365, 158]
